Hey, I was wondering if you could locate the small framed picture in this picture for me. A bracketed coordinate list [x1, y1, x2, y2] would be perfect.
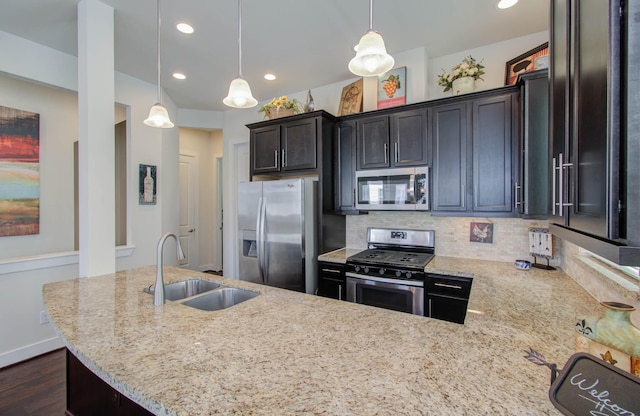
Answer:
[470, 222, 493, 243]
[338, 79, 363, 116]
[505, 42, 549, 85]
[377, 66, 407, 110]
[139, 164, 157, 205]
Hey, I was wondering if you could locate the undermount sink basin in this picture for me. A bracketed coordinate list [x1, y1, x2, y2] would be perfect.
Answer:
[181, 287, 260, 311]
[144, 278, 221, 301]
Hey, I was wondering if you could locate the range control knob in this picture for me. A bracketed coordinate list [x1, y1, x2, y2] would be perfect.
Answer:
[405, 271, 413, 279]
[379, 268, 386, 275]
[395, 270, 402, 278]
[364, 267, 370, 274]
[354, 265, 361, 272]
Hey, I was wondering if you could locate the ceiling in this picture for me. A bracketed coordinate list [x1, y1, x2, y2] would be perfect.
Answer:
[0, 0, 549, 112]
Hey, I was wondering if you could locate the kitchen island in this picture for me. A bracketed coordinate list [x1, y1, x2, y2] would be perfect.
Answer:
[43, 259, 601, 415]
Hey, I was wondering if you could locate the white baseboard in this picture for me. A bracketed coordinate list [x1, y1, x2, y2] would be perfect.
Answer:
[0, 336, 64, 369]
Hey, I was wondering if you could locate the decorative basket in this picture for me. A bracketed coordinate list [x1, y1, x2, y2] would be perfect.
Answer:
[267, 107, 295, 120]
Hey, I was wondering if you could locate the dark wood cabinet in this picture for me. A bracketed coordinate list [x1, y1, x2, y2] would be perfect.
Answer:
[250, 117, 317, 175]
[431, 89, 517, 216]
[549, 0, 640, 265]
[425, 274, 472, 324]
[335, 120, 358, 213]
[431, 102, 468, 212]
[390, 108, 429, 167]
[471, 93, 514, 213]
[317, 261, 346, 300]
[516, 69, 549, 218]
[356, 115, 390, 170]
[67, 349, 152, 416]
[356, 110, 429, 170]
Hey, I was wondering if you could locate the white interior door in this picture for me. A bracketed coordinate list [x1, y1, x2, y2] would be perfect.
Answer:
[179, 153, 198, 269]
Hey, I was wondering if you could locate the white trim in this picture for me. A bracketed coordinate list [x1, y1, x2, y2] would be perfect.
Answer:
[0, 245, 135, 275]
[0, 336, 64, 369]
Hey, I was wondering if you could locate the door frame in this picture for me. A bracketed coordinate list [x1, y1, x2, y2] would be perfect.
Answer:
[179, 151, 200, 270]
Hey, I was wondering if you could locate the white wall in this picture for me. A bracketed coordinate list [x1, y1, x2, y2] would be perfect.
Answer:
[0, 27, 180, 367]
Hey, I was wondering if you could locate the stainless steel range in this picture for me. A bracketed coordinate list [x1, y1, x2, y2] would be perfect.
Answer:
[346, 228, 435, 315]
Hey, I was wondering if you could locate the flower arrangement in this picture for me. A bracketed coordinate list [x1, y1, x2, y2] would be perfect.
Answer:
[258, 96, 301, 119]
[437, 55, 486, 92]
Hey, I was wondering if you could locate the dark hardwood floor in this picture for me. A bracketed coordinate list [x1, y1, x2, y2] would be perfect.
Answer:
[0, 348, 66, 415]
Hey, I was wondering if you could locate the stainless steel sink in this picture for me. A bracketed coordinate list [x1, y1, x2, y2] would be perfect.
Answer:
[144, 278, 221, 301]
[181, 287, 260, 311]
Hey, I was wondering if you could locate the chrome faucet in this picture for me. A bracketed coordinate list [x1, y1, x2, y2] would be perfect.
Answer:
[154, 232, 186, 306]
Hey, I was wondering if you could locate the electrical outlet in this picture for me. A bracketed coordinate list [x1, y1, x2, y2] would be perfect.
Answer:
[39, 310, 49, 325]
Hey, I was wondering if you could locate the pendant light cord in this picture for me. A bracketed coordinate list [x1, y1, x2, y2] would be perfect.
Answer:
[237, 0, 243, 77]
[368, 0, 373, 31]
[156, 0, 162, 104]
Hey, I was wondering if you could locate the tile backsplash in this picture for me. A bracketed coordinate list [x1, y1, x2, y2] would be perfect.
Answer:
[346, 212, 559, 265]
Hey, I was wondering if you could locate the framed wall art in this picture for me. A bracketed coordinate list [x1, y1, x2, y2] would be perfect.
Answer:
[0, 105, 40, 237]
[337, 79, 363, 116]
[470, 222, 493, 244]
[377, 66, 406, 110]
[504, 42, 549, 85]
[139, 164, 157, 205]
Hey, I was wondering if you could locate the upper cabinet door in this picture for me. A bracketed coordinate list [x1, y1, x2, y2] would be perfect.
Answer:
[281, 118, 317, 171]
[251, 125, 280, 175]
[391, 108, 429, 167]
[335, 120, 358, 213]
[356, 116, 390, 170]
[471, 94, 514, 213]
[431, 103, 468, 212]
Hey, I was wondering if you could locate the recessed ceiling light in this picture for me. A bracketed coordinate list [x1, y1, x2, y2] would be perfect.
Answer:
[497, 0, 518, 9]
[264, 74, 276, 81]
[176, 22, 194, 34]
[172, 72, 186, 80]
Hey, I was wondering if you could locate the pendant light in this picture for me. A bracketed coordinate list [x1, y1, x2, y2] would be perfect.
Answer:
[144, 0, 174, 128]
[348, 0, 394, 77]
[223, 0, 257, 108]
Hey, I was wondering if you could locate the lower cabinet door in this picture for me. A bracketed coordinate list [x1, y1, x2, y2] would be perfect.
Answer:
[67, 349, 153, 416]
[318, 276, 346, 300]
[427, 293, 469, 324]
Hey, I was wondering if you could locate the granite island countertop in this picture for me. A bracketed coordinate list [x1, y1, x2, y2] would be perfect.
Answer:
[43, 260, 602, 415]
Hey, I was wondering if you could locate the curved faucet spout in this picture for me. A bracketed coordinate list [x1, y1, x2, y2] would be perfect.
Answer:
[154, 232, 186, 306]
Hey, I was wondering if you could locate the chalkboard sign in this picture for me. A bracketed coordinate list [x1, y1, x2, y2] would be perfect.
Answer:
[549, 353, 640, 415]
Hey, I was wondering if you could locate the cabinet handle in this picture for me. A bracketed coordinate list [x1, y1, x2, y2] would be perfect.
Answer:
[282, 149, 287, 168]
[384, 143, 388, 165]
[274, 150, 279, 169]
[338, 284, 342, 301]
[555, 153, 574, 216]
[395, 142, 399, 164]
[514, 181, 522, 208]
[434, 282, 463, 290]
[428, 298, 432, 317]
[321, 268, 342, 274]
[552, 157, 557, 215]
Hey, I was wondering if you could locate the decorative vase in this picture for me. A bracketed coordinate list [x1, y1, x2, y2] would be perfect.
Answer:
[451, 76, 475, 95]
[267, 107, 295, 120]
[593, 301, 640, 358]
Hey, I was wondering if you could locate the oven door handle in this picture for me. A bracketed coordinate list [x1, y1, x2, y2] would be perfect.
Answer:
[346, 272, 424, 287]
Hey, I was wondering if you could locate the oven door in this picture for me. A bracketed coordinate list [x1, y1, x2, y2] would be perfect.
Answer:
[355, 167, 429, 211]
[346, 274, 424, 315]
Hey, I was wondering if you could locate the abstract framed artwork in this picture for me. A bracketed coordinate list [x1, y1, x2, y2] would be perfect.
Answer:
[0, 106, 40, 237]
[139, 164, 157, 205]
[504, 42, 549, 85]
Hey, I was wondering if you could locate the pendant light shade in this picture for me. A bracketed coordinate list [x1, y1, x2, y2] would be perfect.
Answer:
[224, 0, 257, 109]
[144, 0, 174, 128]
[348, 0, 394, 77]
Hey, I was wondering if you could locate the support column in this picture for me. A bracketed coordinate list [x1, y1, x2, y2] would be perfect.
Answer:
[77, 0, 115, 277]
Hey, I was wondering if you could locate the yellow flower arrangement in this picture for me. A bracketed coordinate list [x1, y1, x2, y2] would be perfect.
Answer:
[258, 95, 301, 118]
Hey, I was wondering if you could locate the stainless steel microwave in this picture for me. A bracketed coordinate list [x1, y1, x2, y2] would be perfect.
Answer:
[355, 167, 429, 211]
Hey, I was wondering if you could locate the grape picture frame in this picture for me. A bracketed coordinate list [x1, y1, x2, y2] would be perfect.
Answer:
[377, 66, 406, 110]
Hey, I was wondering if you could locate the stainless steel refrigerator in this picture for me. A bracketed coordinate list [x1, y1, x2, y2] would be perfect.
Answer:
[238, 178, 317, 294]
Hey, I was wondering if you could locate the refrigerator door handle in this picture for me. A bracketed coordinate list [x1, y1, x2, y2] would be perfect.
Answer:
[256, 196, 266, 284]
